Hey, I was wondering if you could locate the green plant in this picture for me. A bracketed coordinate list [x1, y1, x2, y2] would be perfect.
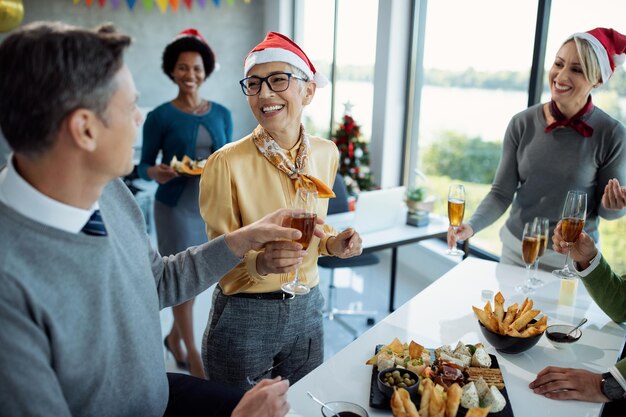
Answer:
[406, 187, 426, 202]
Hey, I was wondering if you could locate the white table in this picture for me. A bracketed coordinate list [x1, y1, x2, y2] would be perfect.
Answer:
[290, 258, 626, 417]
[326, 211, 449, 312]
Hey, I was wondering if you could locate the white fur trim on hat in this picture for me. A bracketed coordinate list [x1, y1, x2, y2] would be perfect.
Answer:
[244, 48, 328, 87]
[570, 32, 612, 83]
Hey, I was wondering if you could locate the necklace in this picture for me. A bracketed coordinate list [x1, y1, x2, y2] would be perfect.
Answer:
[173, 98, 208, 115]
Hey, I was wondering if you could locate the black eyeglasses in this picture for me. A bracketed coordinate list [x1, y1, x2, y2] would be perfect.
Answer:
[239, 72, 308, 96]
[246, 336, 312, 386]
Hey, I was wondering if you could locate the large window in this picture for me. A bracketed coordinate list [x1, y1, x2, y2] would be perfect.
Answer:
[415, 0, 538, 256]
[297, 0, 379, 141]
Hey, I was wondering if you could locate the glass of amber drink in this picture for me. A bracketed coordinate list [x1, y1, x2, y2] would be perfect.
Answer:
[529, 217, 549, 287]
[447, 184, 465, 256]
[516, 221, 540, 295]
[552, 191, 587, 278]
[281, 188, 318, 295]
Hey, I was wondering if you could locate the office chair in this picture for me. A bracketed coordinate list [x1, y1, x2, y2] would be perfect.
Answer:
[319, 175, 379, 339]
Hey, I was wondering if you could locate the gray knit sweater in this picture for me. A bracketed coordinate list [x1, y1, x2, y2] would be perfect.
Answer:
[468, 102, 626, 243]
[0, 179, 241, 416]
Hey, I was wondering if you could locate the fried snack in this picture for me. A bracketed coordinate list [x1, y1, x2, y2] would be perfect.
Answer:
[446, 383, 462, 417]
[420, 378, 433, 417]
[391, 387, 409, 417]
[465, 407, 491, 417]
[473, 293, 548, 338]
[483, 300, 492, 316]
[472, 306, 495, 333]
[428, 386, 445, 417]
[502, 303, 519, 326]
[399, 387, 420, 417]
[466, 367, 505, 389]
[366, 337, 406, 365]
[494, 291, 505, 322]
[511, 309, 540, 331]
[409, 340, 425, 360]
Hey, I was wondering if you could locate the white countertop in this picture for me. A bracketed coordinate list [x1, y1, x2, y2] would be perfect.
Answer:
[288, 258, 626, 416]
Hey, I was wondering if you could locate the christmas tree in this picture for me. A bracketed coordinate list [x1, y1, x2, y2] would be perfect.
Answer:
[332, 105, 376, 195]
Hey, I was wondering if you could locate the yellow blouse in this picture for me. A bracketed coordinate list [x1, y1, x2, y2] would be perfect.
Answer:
[199, 127, 339, 294]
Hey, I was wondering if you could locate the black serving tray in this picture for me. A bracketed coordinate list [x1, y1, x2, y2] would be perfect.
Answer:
[368, 345, 515, 416]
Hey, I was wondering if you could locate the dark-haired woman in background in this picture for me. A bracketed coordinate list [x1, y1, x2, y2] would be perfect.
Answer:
[139, 28, 232, 378]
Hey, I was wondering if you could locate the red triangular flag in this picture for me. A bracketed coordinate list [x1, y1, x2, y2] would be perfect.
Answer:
[98, 0, 106, 7]
[183, 0, 192, 9]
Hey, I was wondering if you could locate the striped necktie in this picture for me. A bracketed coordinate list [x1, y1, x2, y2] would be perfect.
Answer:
[82, 209, 107, 236]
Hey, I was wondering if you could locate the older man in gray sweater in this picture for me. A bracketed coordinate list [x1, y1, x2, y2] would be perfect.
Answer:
[0, 22, 313, 417]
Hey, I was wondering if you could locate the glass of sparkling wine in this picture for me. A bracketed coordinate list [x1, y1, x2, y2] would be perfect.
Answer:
[529, 216, 549, 287]
[281, 188, 318, 296]
[552, 191, 587, 278]
[447, 184, 465, 256]
[516, 221, 540, 295]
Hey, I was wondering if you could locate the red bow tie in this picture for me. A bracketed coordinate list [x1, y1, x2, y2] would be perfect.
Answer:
[544, 97, 594, 138]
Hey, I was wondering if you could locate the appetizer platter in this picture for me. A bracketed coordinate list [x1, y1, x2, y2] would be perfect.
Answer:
[170, 155, 206, 176]
[367, 338, 514, 417]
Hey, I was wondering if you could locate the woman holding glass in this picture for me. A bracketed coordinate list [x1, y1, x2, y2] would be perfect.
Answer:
[448, 28, 626, 270]
[199, 32, 363, 390]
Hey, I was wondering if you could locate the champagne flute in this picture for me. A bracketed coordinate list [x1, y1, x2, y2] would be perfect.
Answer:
[447, 184, 465, 256]
[281, 188, 318, 295]
[529, 217, 549, 287]
[516, 221, 540, 295]
[552, 191, 587, 278]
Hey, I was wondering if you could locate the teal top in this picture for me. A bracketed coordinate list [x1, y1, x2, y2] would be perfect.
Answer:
[580, 256, 626, 380]
[138, 101, 232, 206]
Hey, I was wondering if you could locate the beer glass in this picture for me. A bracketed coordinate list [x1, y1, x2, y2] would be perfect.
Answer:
[447, 184, 465, 256]
[281, 188, 318, 295]
[552, 191, 587, 278]
[516, 221, 539, 295]
[529, 217, 549, 287]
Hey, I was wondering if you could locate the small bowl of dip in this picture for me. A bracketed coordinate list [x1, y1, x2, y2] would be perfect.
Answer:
[546, 324, 582, 349]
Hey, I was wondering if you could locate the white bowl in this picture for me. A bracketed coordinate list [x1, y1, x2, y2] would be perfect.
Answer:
[545, 324, 582, 349]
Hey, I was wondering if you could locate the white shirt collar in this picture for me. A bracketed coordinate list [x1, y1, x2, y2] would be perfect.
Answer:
[0, 155, 96, 233]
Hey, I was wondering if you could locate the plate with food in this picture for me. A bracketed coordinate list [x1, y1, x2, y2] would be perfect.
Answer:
[170, 155, 206, 176]
[366, 338, 513, 416]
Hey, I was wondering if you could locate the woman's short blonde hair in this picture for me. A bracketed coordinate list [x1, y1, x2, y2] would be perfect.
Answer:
[570, 37, 603, 86]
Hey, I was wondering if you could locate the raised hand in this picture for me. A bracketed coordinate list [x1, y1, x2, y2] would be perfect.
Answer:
[327, 228, 363, 259]
[602, 178, 626, 210]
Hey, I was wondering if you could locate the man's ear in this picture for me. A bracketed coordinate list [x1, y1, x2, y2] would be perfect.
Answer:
[67, 109, 99, 152]
[302, 81, 317, 105]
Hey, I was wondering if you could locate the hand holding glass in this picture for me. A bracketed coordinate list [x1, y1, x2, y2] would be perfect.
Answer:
[552, 191, 587, 278]
[281, 188, 318, 295]
[515, 221, 540, 295]
[447, 184, 465, 256]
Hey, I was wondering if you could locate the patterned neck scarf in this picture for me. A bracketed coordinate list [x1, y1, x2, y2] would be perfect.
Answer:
[544, 96, 594, 138]
[252, 124, 335, 198]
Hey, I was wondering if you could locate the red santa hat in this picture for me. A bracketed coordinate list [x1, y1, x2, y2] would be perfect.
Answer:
[569, 27, 626, 83]
[243, 31, 328, 87]
[174, 28, 208, 44]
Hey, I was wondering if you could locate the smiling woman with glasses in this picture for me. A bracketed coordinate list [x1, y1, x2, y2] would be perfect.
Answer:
[199, 31, 364, 391]
[239, 72, 309, 96]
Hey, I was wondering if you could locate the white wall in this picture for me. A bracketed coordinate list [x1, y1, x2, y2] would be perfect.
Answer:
[0, 0, 274, 141]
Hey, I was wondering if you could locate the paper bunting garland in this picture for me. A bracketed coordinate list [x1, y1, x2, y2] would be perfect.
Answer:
[71, 0, 255, 11]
